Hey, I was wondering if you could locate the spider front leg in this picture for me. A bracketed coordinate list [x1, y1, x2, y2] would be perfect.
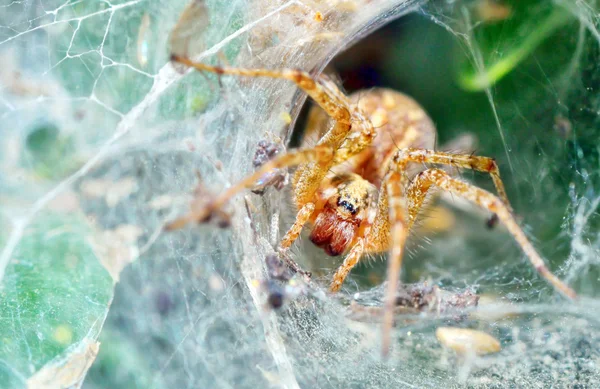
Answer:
[381, 170, 411, 357]
[279, 203, 316, 250]
[329, 172, 399, 292]
[342, 163, 576, 357]
[171, 55, 352, 128]
[165, 146, 334, 230]
[330, 239, 367, 292]
[272, 203, 318, 281]
[326, 170, 410, 357]
[168, 56, 368, 229]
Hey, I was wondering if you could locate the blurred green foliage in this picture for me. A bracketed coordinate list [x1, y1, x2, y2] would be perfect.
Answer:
[458, 1, 574, 91]
[0, 214, 112, 387]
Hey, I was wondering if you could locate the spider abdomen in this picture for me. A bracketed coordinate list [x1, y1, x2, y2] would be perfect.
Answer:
[347, 88, 437, 186]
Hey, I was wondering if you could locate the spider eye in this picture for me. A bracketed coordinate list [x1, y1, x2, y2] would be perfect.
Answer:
[337, 199, 357, 215]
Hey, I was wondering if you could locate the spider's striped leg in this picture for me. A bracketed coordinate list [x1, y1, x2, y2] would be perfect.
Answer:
[392, 148, 513, 216]
[170, 56, 382, 184]
[328, 166, 411, 356]
[406, 168, 577, 300]
[379, 164, 577, 357]
[170, 56, 380, 228]
[278, 203, 315, 279]
[330, 239, 366, 292]
[274, 203, 317, 280]
[279, 203, 315, 250]
[171, 55, 352, 127]
[380, 169, 411, 357]
[165, 146, 333, 230]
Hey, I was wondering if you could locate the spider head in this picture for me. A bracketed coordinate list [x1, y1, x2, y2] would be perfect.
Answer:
[310, 174, 376, 256]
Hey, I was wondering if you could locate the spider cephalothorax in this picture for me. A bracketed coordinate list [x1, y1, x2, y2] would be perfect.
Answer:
[167, 54, 577, 356]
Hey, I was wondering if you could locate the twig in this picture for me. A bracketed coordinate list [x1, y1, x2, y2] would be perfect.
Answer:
[239, 199, 300, 389]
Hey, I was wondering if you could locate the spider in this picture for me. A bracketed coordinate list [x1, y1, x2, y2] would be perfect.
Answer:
[167, 54, 577, 356]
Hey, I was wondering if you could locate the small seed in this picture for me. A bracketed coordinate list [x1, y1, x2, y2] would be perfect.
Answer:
[469, 294, 518, 321]
[436, 327, 501, 356]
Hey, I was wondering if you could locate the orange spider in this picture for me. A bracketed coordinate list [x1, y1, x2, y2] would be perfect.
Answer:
[167, 54, 577, 356]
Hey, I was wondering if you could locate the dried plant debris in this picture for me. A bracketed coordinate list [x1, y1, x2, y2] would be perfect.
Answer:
[348, 283, 479, 322]
[251, 140, 289, 194]
[170, 0, 210, 65]
[396, 284, 479, 314]
[165, 172, 231, 230]
[90, 224, 144, 282]
[275, 250, 313, 282]
[265, 253, 294, 281]
[262, 254, 315, 309]
[27, 339, 100, 389]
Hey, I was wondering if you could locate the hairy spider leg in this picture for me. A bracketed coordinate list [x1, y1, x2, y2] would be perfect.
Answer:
[328, 148, 577, 355]
[330, 147, 519, 292]
[378, 167, 577, 356]
[404, 168, 577, 299]
[382, 169, 411, 357]
[391, 148, 513, 214]
[171, 54, 351, 124]
[330, 148, 516, 293]
[165, 146, 334, 230]
[280, 203, 315, 250]
[168, 56, 379, 248]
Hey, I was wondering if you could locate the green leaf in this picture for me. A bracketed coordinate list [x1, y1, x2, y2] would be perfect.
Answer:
[0, 214, 113, 388]
[458, 3, 573, 91]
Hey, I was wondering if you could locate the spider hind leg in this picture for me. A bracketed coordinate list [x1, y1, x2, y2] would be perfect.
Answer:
[407, 168, 576, 299]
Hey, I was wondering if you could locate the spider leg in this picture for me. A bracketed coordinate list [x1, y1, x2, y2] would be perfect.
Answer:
[381, 169, 410, 357]
[171, 55, 377, 220]
[326, 168, 410, 357]
[379, 166, 577, 357]
[330, 238, 366, 292]
[165, 146, 334, 230]
[171, 54, 351, 125]
[408, 168, 576, 299]
[392, 148, 513, 215]
[280, 203, 315, 250]
[171, 56, 381, 168]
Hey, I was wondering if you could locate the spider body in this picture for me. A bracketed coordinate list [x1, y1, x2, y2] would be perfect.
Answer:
[303, 88, 435, 257]
[168, 54, 577, 356]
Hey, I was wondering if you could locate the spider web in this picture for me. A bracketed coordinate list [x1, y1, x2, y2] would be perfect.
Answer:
[0, 0, 599, 388]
